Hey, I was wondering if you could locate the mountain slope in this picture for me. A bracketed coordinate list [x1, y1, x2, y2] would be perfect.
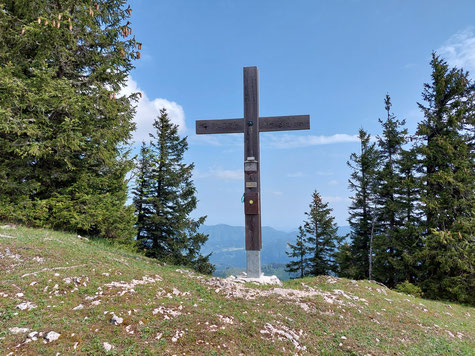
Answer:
[1, 225, 473, 355]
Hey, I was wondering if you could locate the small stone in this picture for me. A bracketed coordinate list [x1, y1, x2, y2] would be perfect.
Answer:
[28, 331, 38, 338]
[341, 336, 347, 340]
[16, 301, 37, 311]
[9, 327, 29, 334]
[44, 331, 60, 343]
[103, 342, 114, 351]
[16, 293, 24, 297]
[72, 304, 84, 310]
[110, 314, 123, 325]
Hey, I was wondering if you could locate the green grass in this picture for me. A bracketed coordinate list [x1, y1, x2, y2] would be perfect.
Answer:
[1, 224, 474, 355]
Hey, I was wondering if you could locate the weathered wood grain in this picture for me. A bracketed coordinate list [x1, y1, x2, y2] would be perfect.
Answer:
[259, 115, 310, 132]
[243, 67, 262, 251]
[196, 115, 309, 134]
[195, 118, 243, 134]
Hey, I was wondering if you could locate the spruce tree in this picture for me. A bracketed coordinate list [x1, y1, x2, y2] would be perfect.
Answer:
[285, 226, 309, 278]
[133, 142, 153, 242]
[413, 54, 474, 303]
[133, 108, 214, 274]
[303, 190, 341, 276]
[395, 147, 421, 283]
[372, 95, 408, 287]
[0, 0, 139, 241]
[346, 129, 380, 279]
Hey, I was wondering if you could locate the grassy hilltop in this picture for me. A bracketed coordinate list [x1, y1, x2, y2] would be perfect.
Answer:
[1, 225, 473, 355]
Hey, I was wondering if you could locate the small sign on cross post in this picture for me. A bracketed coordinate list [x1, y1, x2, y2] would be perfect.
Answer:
[196, 66, 310, 278]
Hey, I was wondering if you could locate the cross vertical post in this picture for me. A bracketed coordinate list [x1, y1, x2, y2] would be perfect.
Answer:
[243, 66, 261, 277]
[195, 66, 310, 279]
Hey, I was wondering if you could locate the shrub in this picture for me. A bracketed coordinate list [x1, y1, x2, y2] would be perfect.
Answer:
[394, 280, 423, 298]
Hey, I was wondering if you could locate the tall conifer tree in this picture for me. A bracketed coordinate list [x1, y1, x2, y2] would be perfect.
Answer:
[133, 109, 214, 274]
[285, 226, 309, 278]
[0, 0, 139, 240]
[304, 191, 341, 276]
[346, 129, 380, 279]
[395, 147, 421, 283]
[414, 54, 474, 303]
[372, 95, 408, 287]
[133, 142, 153, 242]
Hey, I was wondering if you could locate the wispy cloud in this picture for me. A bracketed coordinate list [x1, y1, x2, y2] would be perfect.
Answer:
[322, 196, 351, 203]
[287, 171, 305, 178]
[315, 170, 334, 176]
[438, 28, 475, 72]
[263, 134, 359, 149]
[188, 133, 243, 147]
[195, 168, 242, 181]
[120, 77, 186, 143]
[328, 180, 339, 185]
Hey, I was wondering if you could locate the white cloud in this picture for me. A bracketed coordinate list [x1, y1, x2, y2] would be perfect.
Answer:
[195, 168, 242, 181]
[315, 170, 334, 176]
[322, 196, 351, 203]
[120, 77, 186, 143]
[188, 133, 243, 147]
[263, 133, 359, 149]
[214, 168, 242, 180]
[438, 28, 475, 72]
[287, 171, 305, 178]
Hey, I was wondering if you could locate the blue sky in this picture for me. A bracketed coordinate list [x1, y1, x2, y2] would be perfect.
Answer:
[125, 0, 475, 230]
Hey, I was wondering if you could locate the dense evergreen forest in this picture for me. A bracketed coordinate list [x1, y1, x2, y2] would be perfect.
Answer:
[1, 2, 473, 304]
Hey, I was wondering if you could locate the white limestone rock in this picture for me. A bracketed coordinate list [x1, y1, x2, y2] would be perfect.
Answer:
[9, 327, 29, 335]
[16, 301, 37, 311]
[44, 331, 60, 343]
[103, 342, 114, 351]
[110, 314, 123, 325]
[228, 273, 282, 286]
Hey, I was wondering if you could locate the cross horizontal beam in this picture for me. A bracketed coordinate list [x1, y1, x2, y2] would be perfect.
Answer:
[196, 115, 310, 135]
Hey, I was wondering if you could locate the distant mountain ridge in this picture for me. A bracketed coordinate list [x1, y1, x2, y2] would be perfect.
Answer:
[200, 224, 351, 271]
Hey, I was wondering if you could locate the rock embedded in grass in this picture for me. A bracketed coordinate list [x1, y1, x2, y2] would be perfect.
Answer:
[16, 301, 37, 311]
[44, 331, 60, 343]
[110, 314, 123, 325]
[103, 342, 114, 351]
[9, 327, 29, 335]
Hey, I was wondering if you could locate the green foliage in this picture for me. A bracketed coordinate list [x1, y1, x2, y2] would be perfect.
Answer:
[285, 226, 309, 278]
[414, 54, 474, 304]
[338, 55, 474, 305]
[345, 129, 380, 279]
[132, 109, 214, 274]
[394, 280, 423, 298]
[0, 0, 139, 241]
[287, 190, 341, 278]
[372, 95, 419, 287]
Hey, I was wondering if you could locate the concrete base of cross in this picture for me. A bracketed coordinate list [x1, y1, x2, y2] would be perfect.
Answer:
[246, 250, 261, 278]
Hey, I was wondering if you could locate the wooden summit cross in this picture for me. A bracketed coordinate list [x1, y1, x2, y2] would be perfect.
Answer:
[196, 67, 310, 278]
